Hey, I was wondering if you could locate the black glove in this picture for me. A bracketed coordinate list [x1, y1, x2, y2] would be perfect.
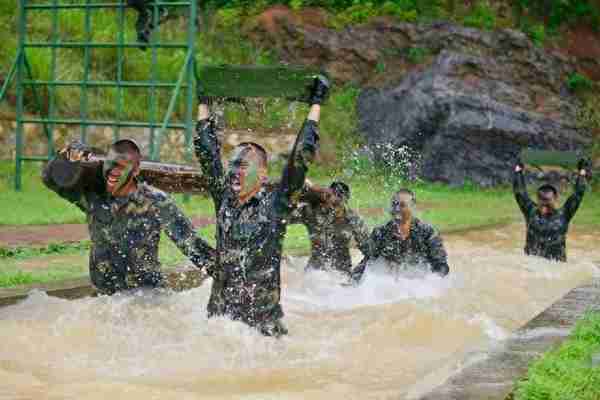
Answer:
[308, 74, 330, 105]
[577, 158, 592, 173]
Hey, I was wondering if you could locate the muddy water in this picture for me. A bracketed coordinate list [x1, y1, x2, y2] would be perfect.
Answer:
[1, 230, 598, 400]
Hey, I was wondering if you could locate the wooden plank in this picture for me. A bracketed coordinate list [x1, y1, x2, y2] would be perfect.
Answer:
[197, 64, 324, 102]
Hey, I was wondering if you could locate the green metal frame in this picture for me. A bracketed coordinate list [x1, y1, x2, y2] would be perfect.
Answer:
[7, 0, 197, 190]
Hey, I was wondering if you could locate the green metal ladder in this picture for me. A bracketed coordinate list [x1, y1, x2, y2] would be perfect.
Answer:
[0, 0, 197, 190]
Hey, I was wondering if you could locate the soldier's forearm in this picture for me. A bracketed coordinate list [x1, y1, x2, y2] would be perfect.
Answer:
[197, 104, 209, 121]
[512, 171, 527, 193]
[307, 104, 320, 122]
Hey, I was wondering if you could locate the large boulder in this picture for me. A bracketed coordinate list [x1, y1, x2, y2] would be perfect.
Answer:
[357, 51, 591, 186]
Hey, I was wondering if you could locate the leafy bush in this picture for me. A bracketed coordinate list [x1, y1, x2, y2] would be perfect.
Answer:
[462, 1, 496, 30]
[567, 72, 594, 92]
[406, 46, 430, 63]
[517, 0, 600, 29]
[526, 23, 546, 46]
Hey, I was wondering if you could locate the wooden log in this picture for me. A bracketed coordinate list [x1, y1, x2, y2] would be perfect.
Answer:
[48, 156, 208, 194]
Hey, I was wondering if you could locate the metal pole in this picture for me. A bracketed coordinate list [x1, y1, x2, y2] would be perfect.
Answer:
[0, 57, 19, 104]
[149, 1, 159, 161]
[151, 50, 192, 161]
[47, 0, 59, 158]
[15, 0, 27, 191]
[80, 0, 92, 143]
[114, 0, 125, 141]
[183, 0, 197, 202]
[23, 55, 52, 147]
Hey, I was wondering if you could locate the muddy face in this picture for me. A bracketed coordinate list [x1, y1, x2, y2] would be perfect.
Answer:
[227, 145, 266, 202]
[537, 191, 558, 216]
[390, 192, 415, 223]
[103, 151, 139, 196]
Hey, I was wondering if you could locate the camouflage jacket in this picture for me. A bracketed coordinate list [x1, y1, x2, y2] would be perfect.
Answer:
[194, 117, 318, 329]
[42, 155, 215, 294]
[351, 218, 450, 282]
[288, 189, 370, 276]
[513, 171, 587, 262]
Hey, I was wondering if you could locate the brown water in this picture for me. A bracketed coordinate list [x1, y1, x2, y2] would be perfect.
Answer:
[1, 228, 598, 400]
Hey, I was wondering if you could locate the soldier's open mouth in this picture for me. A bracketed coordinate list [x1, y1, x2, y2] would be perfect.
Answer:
[230, 176, 241, 191]
[106, 170, 122, 186]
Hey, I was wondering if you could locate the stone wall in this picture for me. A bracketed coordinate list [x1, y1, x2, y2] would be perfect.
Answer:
[0, 118, 297, 164]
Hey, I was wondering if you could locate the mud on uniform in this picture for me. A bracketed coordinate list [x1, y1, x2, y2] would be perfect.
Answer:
[42, 153, 215, 294]
[194, 118, 318, 336]
[513, 171, 587, 262]
[288, 189, 370, 277]
[351, 218, 450, 283]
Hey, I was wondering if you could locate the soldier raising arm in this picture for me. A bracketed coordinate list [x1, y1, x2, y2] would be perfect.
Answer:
[513, 158, 590, 262]
[194, 76, 329, 337]
[42, 139, 215, 294]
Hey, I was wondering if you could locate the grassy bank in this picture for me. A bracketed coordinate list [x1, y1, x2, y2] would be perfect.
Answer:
[514, 312, 600, 400]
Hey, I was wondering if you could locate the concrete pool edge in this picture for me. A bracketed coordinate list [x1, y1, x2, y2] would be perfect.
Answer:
[417, 278, 600, 400]
[0, 266, 209, 308]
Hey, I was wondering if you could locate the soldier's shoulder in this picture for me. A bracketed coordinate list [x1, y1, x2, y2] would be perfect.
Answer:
[414, 219, 438, 235]
[139, 183, 171, 203]
[373, 222, 392, 236]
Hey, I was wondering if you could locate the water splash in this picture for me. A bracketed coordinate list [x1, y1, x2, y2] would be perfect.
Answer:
[0, 242, 596, 399]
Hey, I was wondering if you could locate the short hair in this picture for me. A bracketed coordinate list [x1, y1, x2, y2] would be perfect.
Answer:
[236, 142, 268, 167]
[330, 181, 350, 199]
[112, 139, 141, 157]
[395, 188, 416, 204]
[537, 184, 558, 197]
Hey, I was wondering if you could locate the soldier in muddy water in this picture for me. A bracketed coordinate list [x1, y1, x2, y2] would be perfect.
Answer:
[42, 138, 216, 294]
[194, 74, 330, 337]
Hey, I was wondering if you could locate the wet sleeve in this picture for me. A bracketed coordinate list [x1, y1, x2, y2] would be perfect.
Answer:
[194, 118, 226, 208]
[423, 226, 449, 277]
[346, 208, 372, 256]
[512, 170, 536, 219]
[563, 175, 587, 222]
[350, 227, 383, 283]
[42, 156, 88, 212]
[157, 195, 216, 270]
[275, 119, 319, 215]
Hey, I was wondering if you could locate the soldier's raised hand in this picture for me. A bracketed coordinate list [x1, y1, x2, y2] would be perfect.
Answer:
[60, 141, 88, 162]
[577, 158, 592, 177]
[308, 74, 330, 106]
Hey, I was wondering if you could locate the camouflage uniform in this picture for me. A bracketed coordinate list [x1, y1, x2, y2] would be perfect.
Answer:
[127, 0, 168, 50]
[351, 218, 450, 282]
[288, 188, 370, 277]
[42, 153, 215, 294]
[194, 117, 319, 336]
[513, 171, 587, 262]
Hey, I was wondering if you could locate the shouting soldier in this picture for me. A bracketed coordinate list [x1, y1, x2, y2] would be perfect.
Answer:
[288, 180, 370, 278]
[513, 158, 591, 262]
[351, 189, 450, 283]
[194, 75, 329, 337]
[42, 139, 215, 294]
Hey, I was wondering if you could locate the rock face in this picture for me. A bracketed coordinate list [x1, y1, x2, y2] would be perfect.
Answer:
[248, 8, 592, 185]
[358, 50, 591, 186]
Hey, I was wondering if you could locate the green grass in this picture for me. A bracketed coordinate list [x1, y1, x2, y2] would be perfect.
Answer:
[514, 312, 600, 400]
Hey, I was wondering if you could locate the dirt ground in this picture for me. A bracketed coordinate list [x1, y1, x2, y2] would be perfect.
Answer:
[0, 217, 215, 247]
